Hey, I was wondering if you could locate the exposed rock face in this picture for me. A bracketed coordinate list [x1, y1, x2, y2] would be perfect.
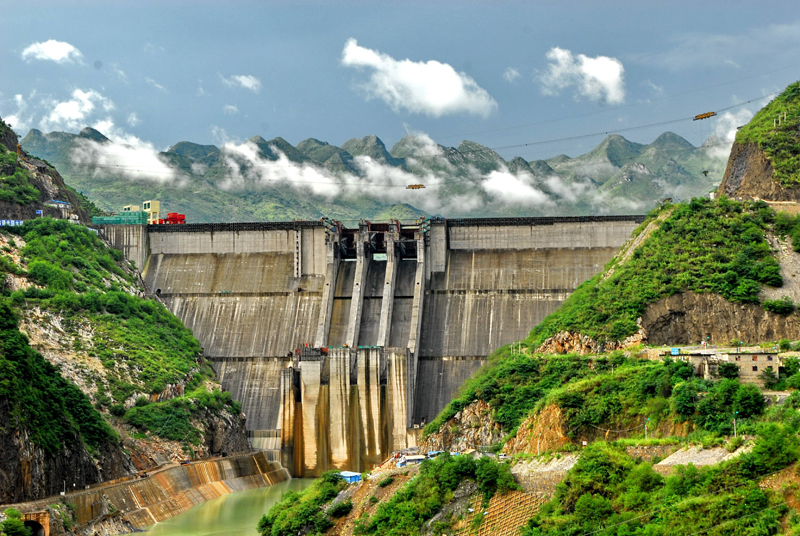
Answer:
[536, 328, 646, 355]
[641, 291, 800, 346]
[718, 142, 800, 201]
[0, 398, 131, 503]
[418, 400, 504, 452]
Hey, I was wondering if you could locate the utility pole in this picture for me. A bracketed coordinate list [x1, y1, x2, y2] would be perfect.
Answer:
[645, 418, 650, 439]
[733, 411, 739, 438]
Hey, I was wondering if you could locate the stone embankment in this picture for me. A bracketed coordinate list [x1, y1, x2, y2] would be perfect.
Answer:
[5, 452, 290, 535]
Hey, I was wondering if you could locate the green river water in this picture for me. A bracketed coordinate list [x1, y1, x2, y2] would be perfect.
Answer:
[142, 479, 315, 536]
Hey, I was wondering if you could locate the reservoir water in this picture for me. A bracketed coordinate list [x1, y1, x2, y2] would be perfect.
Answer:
[143, 479, 315, 536]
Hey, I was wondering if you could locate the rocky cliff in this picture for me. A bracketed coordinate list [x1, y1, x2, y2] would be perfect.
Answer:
[717, 142, 800, 201]
[418, 400, 504, 452]
[641, 291, 800, 346]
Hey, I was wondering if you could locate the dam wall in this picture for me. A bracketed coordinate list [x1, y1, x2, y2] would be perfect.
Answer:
[101, 215, 644, 476]
[7, 452, 289, 530]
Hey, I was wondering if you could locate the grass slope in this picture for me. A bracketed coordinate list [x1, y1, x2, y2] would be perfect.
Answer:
[737, 80, 800, 186]
[529, 197, 785, 346]
[1, 218, 238, 446]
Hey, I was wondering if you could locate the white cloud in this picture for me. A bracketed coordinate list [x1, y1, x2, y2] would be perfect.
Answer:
[145, 77, 166, 91]
[2, 93, 34, 133]
[706, 107, 758, 159]
[341, 38, 497, 118]
[126, 112, 141, 127]
[538, 47, 625, 105]
[481, 168, 552, 206]
[643, 79, 664, 96]
[503, 67, 521, 83]
[197, 80, 210, 97]
[70, 118, 184, 185]
[40, 89, 114, 131]
[222, 104, 239, 115]
[112, 64, 128, 83]
[21, 40, 83, 64]
[220, 74, 262, 93]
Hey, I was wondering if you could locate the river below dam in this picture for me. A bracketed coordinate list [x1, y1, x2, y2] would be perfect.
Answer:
[142, 479, 315, 536]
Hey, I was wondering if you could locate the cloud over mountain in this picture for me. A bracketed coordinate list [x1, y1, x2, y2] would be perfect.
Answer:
[40, 89, 113, 131]
[21, 39, 83, 64]
[538, 47, 625, 105]
[341, 38, 497, 118]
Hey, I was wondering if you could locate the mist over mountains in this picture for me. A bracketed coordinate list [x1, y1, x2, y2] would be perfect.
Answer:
[20, 126, 727, 222]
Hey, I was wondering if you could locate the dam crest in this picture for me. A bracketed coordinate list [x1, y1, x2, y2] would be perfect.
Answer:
[101, 216, 644, 476]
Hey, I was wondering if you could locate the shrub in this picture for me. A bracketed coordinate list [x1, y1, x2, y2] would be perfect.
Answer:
[377, 476, 394, 488]
[718, 362, 739, 380]
[759, 368, 779, 389]
[764, 297, 795, 315]
[780, 338, 793, 351]
[327, 500, 353, 518]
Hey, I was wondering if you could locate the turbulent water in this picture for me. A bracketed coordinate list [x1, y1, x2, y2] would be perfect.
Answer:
[143, 479, 315, 536]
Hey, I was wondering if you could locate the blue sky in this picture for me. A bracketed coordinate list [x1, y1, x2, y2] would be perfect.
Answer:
[2, 0, 800, 161]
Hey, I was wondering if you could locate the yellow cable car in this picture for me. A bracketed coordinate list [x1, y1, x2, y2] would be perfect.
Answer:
[693, 112, 717, 121]
[406, 184, 425, 190]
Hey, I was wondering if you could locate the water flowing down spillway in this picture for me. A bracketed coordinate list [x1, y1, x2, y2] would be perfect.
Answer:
[143, 479, 314, 536]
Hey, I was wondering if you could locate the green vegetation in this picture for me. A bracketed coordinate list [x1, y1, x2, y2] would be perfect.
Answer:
[0, 300, 115, 453]
[522, 410, 800, 535]
[123, 386, 241, 444]
[737, 80, 800, 186]
[327, 500, 353, 518]
[425, 350, 791, 444]
[351, 454, 519, 535]
[0, 218, 236, 446]
[1, 508, 31, 536]
[529, 197, 784, 345]
[423, 352, 601, 438]
[377, 475, 394, 488]
[0, 150, 39, 205]
[257, 471, 346, 536]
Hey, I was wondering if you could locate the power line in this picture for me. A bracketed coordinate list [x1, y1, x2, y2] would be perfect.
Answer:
[34, 89, 773, 191]
[433, 62, 799, 141]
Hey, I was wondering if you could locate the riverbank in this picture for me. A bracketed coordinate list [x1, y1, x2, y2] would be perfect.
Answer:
[4, 452, 290, 535]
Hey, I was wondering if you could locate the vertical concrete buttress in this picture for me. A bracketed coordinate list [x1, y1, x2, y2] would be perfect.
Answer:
[376, 238, 398, 348]
[345, 236, 371, 348]
[280, 368, 296, 474]
[315, 232, 338, 347]
[357, 348, 383, 467]
[406, 235, 426, 428]
[328, 349, 351, 468]
[299, 361, 321, 474]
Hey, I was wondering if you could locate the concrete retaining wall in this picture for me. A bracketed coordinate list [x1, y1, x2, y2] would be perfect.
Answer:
[8, 452, 289, 531]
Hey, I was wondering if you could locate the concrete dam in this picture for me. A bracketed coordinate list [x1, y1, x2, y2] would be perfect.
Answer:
[101, 215, 644, 476]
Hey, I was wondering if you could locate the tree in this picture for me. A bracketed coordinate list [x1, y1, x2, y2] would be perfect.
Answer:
[718, 362, 740, 380]
[735, 383, 766, 418]
[2, 509, 31, 536]
[759, 368, 779, 390]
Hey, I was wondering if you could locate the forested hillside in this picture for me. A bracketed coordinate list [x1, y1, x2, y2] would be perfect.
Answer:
[0, 218, 247, 502]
